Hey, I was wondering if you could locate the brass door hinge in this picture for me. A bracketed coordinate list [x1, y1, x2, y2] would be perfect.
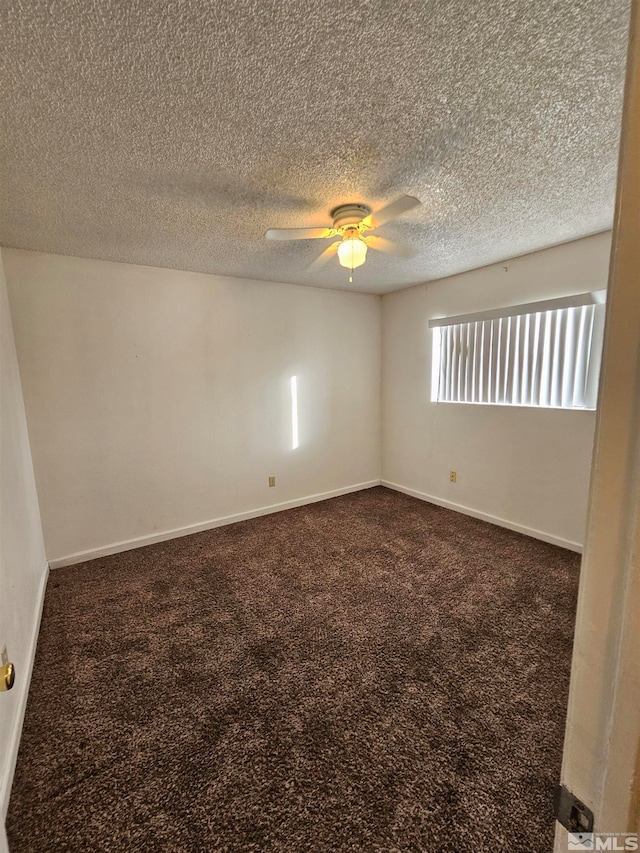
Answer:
[0, 661, 15, 691]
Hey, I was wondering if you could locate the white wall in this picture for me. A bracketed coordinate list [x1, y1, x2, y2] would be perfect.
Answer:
[0, 249, 48, 829]
[3, 250, 381, 565]
[557, 9, 640, 841]
[381, 231, 612, 550]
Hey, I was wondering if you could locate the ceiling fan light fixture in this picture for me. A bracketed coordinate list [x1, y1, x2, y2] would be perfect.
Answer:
[266, 197, 420, 276]
[337, 236, 367, 270]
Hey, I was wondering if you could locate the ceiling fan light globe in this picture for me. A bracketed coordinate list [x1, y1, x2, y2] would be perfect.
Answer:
[337, 237, 367, 270]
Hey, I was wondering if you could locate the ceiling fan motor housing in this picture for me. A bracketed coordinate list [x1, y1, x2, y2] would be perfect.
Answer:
[330, 203, 371, 232]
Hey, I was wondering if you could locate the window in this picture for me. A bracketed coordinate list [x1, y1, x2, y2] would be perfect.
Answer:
[429, 292, 606, 410]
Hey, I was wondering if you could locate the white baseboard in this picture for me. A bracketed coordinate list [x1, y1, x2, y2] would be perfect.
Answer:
[0, 561, 49, 823]
[49, 480, 382, 569]
[381, 480, 583, 553]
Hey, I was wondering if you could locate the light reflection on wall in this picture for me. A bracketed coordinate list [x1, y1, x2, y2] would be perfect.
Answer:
[291, 375, 299, 449]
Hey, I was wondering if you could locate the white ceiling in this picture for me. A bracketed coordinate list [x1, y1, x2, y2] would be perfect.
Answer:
[1, 0, 630, 294]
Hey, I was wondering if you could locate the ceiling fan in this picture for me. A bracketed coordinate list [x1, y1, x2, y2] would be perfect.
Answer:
[266, 196, 421, 280]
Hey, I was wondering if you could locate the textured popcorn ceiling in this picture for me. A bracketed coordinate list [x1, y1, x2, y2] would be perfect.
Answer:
[1, 1, 630, 294]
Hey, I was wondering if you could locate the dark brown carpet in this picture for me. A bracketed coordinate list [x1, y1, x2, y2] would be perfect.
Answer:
[8, 486, 579, 852]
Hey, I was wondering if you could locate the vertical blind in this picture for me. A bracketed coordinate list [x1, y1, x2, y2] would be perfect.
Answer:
[430, 296, 605, 410]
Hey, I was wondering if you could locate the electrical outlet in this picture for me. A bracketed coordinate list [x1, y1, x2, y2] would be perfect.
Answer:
[268, 476, 276, 487]
[450, 471, 457, 483]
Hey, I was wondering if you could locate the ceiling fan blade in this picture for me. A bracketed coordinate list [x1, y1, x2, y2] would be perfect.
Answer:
[266, 227, 335, 241]
[364, 235, 415, 258]
[363, 196, 421, 229]
[306, 241, 341, 273]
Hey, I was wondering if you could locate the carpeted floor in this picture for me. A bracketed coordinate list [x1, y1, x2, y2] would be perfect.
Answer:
[7, 486, 580, 852]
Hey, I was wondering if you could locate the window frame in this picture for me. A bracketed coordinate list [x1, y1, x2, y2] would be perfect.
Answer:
[428, 291, 606, 411]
